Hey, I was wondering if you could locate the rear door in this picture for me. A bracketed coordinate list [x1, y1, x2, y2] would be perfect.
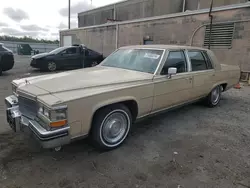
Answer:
[187, 50, 215, 99]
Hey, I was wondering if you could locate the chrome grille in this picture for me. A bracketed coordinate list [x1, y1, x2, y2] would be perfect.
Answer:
[18, 96, 37, 119]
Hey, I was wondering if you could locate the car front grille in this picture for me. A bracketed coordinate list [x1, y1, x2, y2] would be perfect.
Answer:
[31, 58, 36, 65]
[18, 95, 37, 119]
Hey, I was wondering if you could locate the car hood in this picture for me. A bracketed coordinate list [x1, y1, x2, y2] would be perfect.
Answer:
[14, 66, 153, 101]
[32, 52, 52, 59]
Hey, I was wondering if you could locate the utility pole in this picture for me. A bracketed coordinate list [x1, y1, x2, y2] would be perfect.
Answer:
[208, 0, 214, 49]
[68, 0, 71, 29]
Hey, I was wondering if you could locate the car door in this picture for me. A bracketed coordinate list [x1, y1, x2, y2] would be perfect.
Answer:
[84, 49, 100, 67]
[187, 50, 215, 99]
[57, 47, 79, 68]
[152, 50, 193, 112]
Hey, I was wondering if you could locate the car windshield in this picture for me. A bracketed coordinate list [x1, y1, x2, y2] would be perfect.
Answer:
[100, 48, 164, 74]
[49, 47, 68, 54]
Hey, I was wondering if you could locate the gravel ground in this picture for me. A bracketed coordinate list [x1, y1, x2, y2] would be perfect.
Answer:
[0, 56, 250, 188]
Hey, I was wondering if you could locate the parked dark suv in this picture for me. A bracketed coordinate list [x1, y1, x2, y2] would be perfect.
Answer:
[0, 43, 15, 75]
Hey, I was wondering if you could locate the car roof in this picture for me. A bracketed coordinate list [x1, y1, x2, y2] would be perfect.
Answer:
[119, 45, 209, 51]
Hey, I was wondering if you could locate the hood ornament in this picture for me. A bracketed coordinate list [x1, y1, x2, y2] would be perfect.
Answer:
[25, 79, 30, 84]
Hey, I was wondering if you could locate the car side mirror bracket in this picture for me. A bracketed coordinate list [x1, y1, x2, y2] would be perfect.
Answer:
[167, 67, 177, 79]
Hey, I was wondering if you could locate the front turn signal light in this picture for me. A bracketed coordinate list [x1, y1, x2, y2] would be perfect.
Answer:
[50, 120, 67, 128]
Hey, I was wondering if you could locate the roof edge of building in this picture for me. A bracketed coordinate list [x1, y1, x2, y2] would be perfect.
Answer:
[78, 0, 131, 16]
[61, 2, 250, 33]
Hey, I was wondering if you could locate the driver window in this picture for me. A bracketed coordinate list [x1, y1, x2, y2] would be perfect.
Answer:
[61, 48, 77, 55]
[161, 51, 187, 75]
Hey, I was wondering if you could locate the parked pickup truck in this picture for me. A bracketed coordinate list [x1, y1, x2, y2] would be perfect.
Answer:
[5, 45, 240, 151]
[30, 44, 104, 71]
[0, 43, 14, 75]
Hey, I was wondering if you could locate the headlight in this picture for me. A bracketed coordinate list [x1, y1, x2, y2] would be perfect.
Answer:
[38, 104, 67, 128]
[50, 109, 67, 121]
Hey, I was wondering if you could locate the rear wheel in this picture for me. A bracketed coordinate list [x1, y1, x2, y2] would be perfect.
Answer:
[206, 85, 221, 107]
[47, 61, 57, 72]
[0, 66, 2, 76]
[91, 104, 132, 150]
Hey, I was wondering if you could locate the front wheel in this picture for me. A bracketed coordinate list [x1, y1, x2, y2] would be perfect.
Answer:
[47, 61, 57, 72]
[206, 85, 222, 107]
[0, 66, 2, 76]
[91, 104, 132, 150]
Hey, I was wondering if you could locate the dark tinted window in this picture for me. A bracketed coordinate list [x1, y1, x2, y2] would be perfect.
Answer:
[61, 47, 77, 54]
[88, 49, 101, 57]
[66, 47, 77, 54]
[161, 51, 187, 75]
[188, 51, 208, 71]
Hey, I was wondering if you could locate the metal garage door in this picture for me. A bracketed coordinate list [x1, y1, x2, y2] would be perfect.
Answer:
[63, 36, 72, 47]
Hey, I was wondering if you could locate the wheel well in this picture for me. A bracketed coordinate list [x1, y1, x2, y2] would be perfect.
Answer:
[122, 100, 138, 121]
[221, 83, 227, 92]
[91, 100, 138, 130]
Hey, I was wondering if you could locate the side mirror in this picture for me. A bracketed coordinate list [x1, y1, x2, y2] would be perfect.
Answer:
[168, 67, 177, 78]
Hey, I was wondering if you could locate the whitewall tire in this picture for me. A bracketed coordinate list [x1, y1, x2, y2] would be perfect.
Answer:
[91, 104, 132, 150]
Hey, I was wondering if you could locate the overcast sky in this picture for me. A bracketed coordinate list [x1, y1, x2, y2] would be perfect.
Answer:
[0, 0, 120, 40]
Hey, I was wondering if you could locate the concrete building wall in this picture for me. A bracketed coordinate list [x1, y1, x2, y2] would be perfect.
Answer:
[78, 0, 184, 27]
[199, 0, 248, 9]
[61, 4, 250, 71]
[186, 0, 248, 10]
[78, 0, 249, 27]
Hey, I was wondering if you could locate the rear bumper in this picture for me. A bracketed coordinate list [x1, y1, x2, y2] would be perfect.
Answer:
[5, 95, 71, 149]
[1, 54, 14, 71]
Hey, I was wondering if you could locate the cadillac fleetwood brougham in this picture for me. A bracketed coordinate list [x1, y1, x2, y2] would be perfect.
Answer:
[5, 45, 240, 151]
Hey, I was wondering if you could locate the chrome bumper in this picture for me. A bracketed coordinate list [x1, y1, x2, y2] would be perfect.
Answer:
[5, 95, 70, 149]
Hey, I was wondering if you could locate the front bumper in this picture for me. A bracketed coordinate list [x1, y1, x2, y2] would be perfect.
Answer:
[30, 59, 39, 68]
[5, 95, 71, 149]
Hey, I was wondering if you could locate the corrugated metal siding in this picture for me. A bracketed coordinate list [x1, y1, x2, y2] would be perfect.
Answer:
[203, 23, 235, 48]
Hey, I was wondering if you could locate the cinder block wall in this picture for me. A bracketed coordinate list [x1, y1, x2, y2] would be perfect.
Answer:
[61, 6, 250, 71]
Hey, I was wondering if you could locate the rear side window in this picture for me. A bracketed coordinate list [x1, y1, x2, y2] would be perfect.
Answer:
[66, 47, 77, 54]
[161, 51, 187, 75]
[188, 51, 208, 71]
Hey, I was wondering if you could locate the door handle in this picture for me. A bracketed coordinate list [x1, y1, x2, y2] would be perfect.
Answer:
[185, 77, 192, 80]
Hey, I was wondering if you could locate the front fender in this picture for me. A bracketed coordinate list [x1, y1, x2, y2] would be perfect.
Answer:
[92, 96, 138, 114]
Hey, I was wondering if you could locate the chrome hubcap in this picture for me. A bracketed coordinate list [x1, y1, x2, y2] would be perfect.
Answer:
[102, 112, 128, 144]
[211, 87, 220, 104]
[48, 62, 56, 71]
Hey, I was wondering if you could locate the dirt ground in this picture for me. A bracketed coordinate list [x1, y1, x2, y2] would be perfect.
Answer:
[0, 86, 250, 188]
[0, 56, 250, 188]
